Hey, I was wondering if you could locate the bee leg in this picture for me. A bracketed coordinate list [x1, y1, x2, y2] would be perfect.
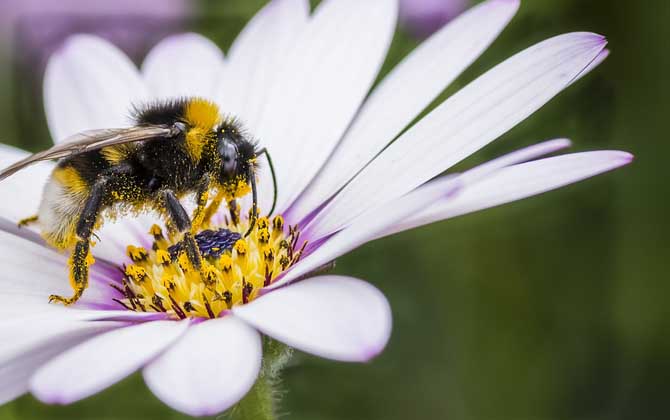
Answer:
[165, 221, 178, 242]
[162, 189, 202, 271]
[201, 189, 225, 228]
[18, 214, 38, 228]
[49, 177, 107, 305]
[190, 174, 210, 233]
[227, 199, 240, 226]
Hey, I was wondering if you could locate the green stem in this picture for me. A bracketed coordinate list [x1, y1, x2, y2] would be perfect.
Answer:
[233, 373, 277, 420]
[227, 338, 293, 420]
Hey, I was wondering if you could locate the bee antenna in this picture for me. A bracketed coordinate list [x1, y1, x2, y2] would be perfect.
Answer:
[257, 148, 277, 217]
[244, 166, 258, 238]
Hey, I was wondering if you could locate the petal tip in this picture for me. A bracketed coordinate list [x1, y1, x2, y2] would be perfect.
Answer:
[358, 343, 388, 363]
[160, 32, 215, 47]
[589, 32, 608, 46]
[61, 33, 105, 50]
[617, 151, 635, 164]
[543, 138, 572, 152]
[30, 387, 71, 406]
[570, 32, 607, 48]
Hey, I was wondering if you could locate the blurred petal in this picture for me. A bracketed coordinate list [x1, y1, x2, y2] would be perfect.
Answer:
[142, 33, 224, 100]
[0, 320, 123, 405]
[0, 216, 47, 248]
[289, 0, 520, 222]
[44, 34, 149, 143]
[143, 317, 261, 417]
[253, 0, 397, 214]
[0, 144, 52, 223]
[306, 32, 607, 239]
[399, 0, 469, 38]
[384, 150, 633, 236]
[237, 276, 391, 362]
[31, 320, 188, 404]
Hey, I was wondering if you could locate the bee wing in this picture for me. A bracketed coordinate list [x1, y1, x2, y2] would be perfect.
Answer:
[0, 125, 177, 181]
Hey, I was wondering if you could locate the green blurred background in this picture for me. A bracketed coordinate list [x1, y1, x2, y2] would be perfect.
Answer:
[0, 0, 667, 419]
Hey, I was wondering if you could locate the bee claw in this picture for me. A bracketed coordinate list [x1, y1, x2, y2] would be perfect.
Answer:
[49, 294, 72, 305]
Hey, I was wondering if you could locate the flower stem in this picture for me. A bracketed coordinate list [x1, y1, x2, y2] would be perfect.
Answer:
[229, 338, 293, 420]
[234, 373, 277, 420]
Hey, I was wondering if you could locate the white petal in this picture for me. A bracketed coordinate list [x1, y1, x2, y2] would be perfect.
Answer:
[305, 32, 607, 239]
[0, 144, 52, 223]
[451, 138, 572, 185]
[236, 276, 391, 362]
[217, 0, 310, 210]
[253, 0, 398, 215]
[143, 317, 262, 417]
[142, 33, 225, 100]
[0, 320, 123, 404]
[342, 138, 575, 241]
[89, 213, 162, 265]
[569, 48, 609, 86]
[220, 0, 309, 126]
[360, 138, 575, 240]
[270, 149, 631, 293]
[31, 320, 188, 404]
[267, 176, 462, 290]
[385, 150, 633, 235]
[44, 34, 149, 143]
[0, 229, 111, 304]
[288, 0, 520, 222]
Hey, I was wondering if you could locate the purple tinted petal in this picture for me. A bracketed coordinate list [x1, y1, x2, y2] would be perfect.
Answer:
[385, 150, 633, 236]
[305, 32, 607, 240]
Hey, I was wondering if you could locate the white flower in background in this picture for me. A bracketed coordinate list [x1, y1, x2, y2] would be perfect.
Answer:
[0, 0, 631, 417]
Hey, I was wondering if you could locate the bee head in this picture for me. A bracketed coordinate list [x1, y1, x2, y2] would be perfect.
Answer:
[215, 119, 257, 185]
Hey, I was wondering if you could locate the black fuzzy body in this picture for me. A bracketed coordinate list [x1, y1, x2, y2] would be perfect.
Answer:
[56, 99, 213, 210]
[39, 96, 260, 253]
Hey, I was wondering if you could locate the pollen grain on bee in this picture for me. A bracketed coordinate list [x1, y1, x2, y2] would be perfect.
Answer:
[112, 214, 306, 319]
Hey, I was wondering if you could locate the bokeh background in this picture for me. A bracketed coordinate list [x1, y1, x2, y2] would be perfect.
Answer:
[0, 0, 666, 419]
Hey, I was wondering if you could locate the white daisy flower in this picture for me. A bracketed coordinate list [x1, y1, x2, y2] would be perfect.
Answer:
[0, 0, 631, 417]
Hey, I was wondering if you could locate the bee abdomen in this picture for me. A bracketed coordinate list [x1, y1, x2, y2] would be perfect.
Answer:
[37, 167, 89, 249]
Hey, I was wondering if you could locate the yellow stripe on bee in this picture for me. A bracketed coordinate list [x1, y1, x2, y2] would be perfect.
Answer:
[53, 166, 88, 195]
[184, 98, 220, 160]
[101, 144, 136, 164]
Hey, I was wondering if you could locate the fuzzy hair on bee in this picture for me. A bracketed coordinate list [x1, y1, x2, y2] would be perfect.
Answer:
[0, 97, 277, 306]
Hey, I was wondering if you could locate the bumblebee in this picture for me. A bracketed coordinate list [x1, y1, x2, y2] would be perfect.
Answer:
[0, 97, 276, 305]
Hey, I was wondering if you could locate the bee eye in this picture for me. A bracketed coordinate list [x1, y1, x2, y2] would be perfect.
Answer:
[219, 141, 238, 175]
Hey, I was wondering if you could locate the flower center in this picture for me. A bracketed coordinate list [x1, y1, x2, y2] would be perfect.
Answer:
[112, 214, 306, 319]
